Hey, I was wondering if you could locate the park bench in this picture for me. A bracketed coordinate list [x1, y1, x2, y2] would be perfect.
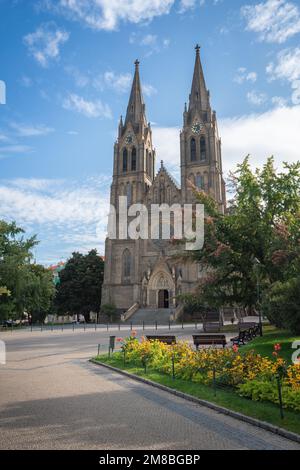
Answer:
[146, 335, 176, 345]
[193, 334, 227, 349]
[240, 323, 260, 337]
[230, 329, 248, 346]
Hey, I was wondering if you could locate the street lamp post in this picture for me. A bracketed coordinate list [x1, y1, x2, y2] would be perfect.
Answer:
[253, 257, 263, 336]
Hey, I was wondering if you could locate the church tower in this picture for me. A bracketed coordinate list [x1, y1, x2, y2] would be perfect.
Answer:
[102, 60, 155, 309]
[180, 45, 226, 212]
[110, 59, 155, 210]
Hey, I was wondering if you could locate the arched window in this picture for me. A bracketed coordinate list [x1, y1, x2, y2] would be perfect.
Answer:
[196, 173, 204, 189]
[190, 138, 196, 161]
[126, 182, 132, 206]
[148, 152, 152, 178]
[122, 249, 131, 281]
[122, 148, 128, 172]
[189, 174, 195, 185]
[131, 147, 137, 171]
[200, 137, 206, 161]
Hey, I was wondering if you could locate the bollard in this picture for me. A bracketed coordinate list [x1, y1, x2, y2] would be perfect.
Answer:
[143, 321, 145, 331]
[52, 322, 54, 332]
[123, 349, 126, 365]
[169, 320, 171, 331]
[97, 344, 101, 356]
[213, 367, 217, 397]
[118, 323, 121, 331]
[172, 352, 175, 380]
[95, 320, 97, 331]
[130, 322, 133, 331]
[155, 321, 157, 331]
[84, 322, 86, 332]
[277, 376, 284, 419]
[72, 322, 74, 332]
[62, 320, 64, 332]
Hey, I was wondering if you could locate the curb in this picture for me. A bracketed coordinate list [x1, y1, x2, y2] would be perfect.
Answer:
[90, 358, 300, 445]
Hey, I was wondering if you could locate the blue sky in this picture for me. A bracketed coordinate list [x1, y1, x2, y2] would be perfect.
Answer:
[0, 0, 300, 264]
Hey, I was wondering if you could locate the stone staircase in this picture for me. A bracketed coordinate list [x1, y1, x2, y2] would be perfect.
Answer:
[125, 308, 173, 325]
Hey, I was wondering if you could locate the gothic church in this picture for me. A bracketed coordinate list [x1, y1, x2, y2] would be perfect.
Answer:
[102, 46, 226, 316]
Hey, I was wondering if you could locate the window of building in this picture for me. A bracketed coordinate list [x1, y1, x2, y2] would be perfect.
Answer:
[131, 147, 137, 171]
[191, 138, 197, 162]
[122, 148, 128, 172]
[196, 173, 204, 189]
[200, 137, 206, 161]
[122, 249, 131, 281]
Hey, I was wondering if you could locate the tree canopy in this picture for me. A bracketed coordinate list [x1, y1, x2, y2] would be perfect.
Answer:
[0, 221, 55, 322]
[183, 157, 300, 332]
[55, 250, 104, 321]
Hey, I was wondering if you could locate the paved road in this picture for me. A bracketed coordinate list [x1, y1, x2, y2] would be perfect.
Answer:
[0, 328, 299, 450]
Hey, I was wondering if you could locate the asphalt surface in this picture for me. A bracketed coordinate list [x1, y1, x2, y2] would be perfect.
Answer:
[0, 326, 299, 450]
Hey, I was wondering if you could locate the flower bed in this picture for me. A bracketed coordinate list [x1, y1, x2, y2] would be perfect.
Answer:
[115, 334, 300, 412]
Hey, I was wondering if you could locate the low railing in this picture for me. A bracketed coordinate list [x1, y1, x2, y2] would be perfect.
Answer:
[122, 302, 140, 322]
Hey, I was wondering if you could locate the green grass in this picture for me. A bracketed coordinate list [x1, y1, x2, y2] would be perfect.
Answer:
[241, 325, 299, 364]
[94, 353, 300, 436]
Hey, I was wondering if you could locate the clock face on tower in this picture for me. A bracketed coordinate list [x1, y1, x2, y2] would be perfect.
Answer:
[125, 133, 133, 144]
[191, 122, 203, 134]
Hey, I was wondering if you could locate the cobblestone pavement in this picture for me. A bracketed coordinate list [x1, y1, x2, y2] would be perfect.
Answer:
[0, 328, 299, 450]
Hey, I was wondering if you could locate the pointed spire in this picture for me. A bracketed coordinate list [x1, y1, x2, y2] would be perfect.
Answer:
[125, 59, 147, 127]
[188, 44, 208, 113]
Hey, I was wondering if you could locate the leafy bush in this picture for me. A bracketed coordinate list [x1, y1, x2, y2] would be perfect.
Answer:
[263, 277, 300, 334]
[118, 336, 300, 411]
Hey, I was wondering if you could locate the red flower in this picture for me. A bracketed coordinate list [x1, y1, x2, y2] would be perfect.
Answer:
[131, 330, 137, 337]
[274, 343, 281, 352]
[272, 351, 278, 357]
[232, 344, 239, 353]
[116, 337, 123, 342]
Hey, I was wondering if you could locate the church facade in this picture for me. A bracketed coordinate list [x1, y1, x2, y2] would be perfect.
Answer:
[101, 46, 226, 314]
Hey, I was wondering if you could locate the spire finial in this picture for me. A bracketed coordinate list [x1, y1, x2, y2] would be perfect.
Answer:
[161, 160, 164, 168]
[134, 59, 140, 68]
[195, 44, 200, 54]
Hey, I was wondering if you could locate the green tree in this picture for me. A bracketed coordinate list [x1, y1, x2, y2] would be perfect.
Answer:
[182, 157, 300, 330]
[25, 264, 55, 323]
[0, 220, 54, 322]
[55, 250, 104, 322]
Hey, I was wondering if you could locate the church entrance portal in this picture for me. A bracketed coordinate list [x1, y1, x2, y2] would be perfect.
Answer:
[158, 289, 169, 309]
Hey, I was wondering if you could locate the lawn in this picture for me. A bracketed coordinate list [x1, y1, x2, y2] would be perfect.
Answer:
[94, 353, 300, 436]
[241, 325, 299, 364]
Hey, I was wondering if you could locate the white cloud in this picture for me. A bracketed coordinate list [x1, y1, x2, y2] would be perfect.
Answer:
[142, 83, 157, 97]
[0, 176, 111, 262]
[220, 105, 300, 174]
[65, 66, 90, 87]
[178, 0, 197, 13]
[103, 71, 132, 93]
[63, 93, 112, 118]
[247, 90, 268, 106]
[24, 23, 69, 67]
[129, 32, 170, 55]
[153, 106, 300, 178]
[10, 122, 54, 137]
[234, 67, 257, 84]
[267, 47, 300, 104]
[152, 126, 181, 178]
[242, 0, 300, 43]
[45, 0, 175, 31]
[271, 96, 288, 107]
[0, 145, 32, 160]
